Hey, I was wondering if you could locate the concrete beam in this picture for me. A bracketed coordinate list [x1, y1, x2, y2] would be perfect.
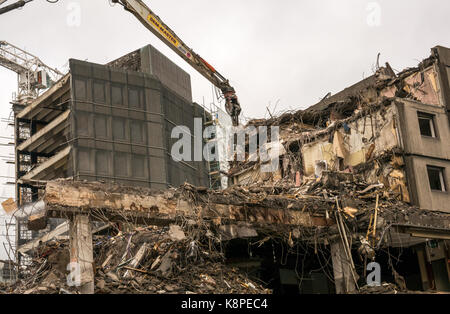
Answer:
[20, 221, 113, 254]
[19, 146, 70, 182]
[331, 241, 357, 294]
[43, 180, 331, 229]
[19, 221, 69, 254]
[17, 110, 70, 153]
[17, 74, 70, 121]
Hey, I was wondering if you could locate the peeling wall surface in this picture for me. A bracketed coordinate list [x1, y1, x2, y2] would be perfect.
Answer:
[301, 105, 399, 176]
[402, 66, 442, 107]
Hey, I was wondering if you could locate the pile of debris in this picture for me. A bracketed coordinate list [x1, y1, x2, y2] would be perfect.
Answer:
[4, 225, 270, 294]
[358, 283, 443, 294]
[4, 172, 449, 294]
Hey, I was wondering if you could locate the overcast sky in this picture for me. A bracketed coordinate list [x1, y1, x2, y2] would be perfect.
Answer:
[0, 0, 449, 258]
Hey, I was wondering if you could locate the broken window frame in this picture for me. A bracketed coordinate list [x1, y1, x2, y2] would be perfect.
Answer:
[417, 112, 437, 138]
[427, 165, 447, 192]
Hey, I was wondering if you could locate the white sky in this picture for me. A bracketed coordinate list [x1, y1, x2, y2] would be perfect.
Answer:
[0, 0, 449, 259]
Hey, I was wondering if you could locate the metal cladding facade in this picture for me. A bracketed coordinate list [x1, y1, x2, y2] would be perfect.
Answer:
[69, 58, 209, 189]
[140, 45, 193, 103]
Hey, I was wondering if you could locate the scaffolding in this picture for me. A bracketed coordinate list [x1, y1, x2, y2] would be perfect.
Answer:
[0, 41, 62, 270]
[203, 102, 232, 190]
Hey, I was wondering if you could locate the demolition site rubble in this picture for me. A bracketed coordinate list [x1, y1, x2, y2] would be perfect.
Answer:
[4, 224, 269, 294]
[3, 169, 449, 293]
[2, 46, 450, 294]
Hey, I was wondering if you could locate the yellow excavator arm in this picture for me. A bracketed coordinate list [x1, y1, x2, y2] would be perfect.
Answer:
[113, 0, 241, 125]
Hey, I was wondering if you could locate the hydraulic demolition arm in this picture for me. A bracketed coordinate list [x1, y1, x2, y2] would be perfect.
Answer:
[113, 0, 241, 125]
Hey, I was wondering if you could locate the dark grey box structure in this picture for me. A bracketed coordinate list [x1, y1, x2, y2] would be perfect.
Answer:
[16, 45, 210, 201]
[69, 58, 209, 189]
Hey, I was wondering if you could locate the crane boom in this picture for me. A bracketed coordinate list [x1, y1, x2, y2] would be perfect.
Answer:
[0, 41, 62, 78]
[113, 0, 241, 125]
[0, 40, 63, 104]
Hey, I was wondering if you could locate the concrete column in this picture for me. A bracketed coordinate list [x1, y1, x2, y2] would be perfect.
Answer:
[69, 215, 94, 294]
[331, 241, 356, 294]
[416, 248, 431, 290]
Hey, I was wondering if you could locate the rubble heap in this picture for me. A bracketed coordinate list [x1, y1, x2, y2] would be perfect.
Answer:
[5, 225, 270, 294]
[358, 283, 445, 294]
[2, 172, 449, 294]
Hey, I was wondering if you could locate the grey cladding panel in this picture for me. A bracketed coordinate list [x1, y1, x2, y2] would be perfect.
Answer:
[111, 85, 124, 106]
[114, 153, 129, 177]
[96, 150, 112, 176]
[94, 81, 106, 103]
[130, 120, 145, 144]
[69, 58, 208, 188]
[113, 117, 126, 141]
[74, 79, 87, 100]
[94, 115, 108, 139]
[129, 88, 141, 109]
[78, 149, 91, 172]
[141, 45, 192, 102]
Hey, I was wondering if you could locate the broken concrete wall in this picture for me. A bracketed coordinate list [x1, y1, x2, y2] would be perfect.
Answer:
[231, 165, 282, 186]
[353, 154, 410, 203]
[229, 48, 450, 215]
[394, 98, 450, 212]
[301, 103, 400, 176]
[432, 46, 450, 122]
[395, 99, 450, 159]
[401, 66, 442, 107]
[230, 102, 408, 199]
[106, 49, 141, 72]
[108, 45, 192, 103]
[41, 179, 326, 229]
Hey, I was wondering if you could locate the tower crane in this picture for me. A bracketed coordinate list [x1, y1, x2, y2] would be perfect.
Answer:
[0, 40, 63, 105]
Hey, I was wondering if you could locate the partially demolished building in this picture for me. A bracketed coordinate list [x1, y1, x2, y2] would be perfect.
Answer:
[227, 45, 450, 292]
[230, 46, 450, 213]
[4, 46, 450, 294]
[13, 45, 210, 263]
[204, 104, 233, 190]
